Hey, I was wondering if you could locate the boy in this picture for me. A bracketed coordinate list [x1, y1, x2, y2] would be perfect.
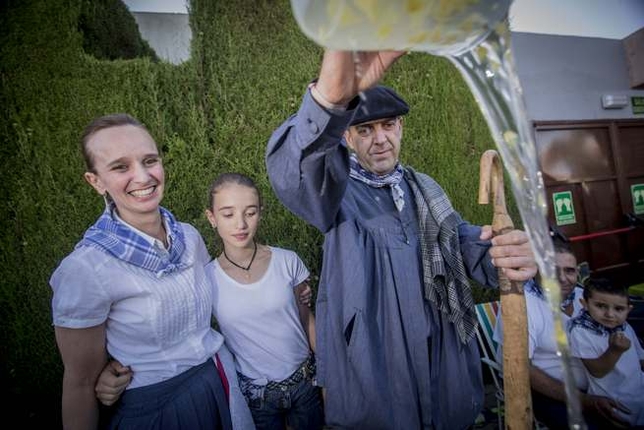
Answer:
[569, 278, 644, 427]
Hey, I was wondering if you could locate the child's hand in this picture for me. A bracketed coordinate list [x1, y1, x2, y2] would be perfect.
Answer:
[608, 331, 631, 353]
[296, 281, 313, 307]
[95, 359, 131, 406]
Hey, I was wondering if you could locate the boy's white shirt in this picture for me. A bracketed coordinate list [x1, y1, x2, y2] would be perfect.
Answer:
[569, 322, 644, 425]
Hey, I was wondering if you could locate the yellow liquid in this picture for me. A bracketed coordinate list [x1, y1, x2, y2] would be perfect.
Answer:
[293, 0, 510, 55]
[291, 0, 587, 428]
[451, 22, 586, 430]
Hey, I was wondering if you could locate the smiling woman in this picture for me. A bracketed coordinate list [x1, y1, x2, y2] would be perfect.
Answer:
[81, 116, 165, 236]
[49, 113, 248, 430]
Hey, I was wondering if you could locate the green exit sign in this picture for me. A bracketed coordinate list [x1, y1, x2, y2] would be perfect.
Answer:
[553, 191, 576, 226]
[633, 184, 644, 215]
[633, 96, 644, 115]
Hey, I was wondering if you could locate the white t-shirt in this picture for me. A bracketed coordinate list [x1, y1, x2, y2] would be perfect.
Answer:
[569, 322, 644, 426]
[207, 246, 310, 383]
[50, 223, 224, 389]
[495, 285, 587, 389]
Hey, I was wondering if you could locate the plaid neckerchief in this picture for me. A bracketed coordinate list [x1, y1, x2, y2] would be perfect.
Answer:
[349, 153, 405, 212]
[568, 309, 626, 336]
[78, 203, 188, 277]
[527, 279, 578, 313]
[405, 166, 476, 345]
[560, 286, 579, 311]
[526, 278, 544, 300]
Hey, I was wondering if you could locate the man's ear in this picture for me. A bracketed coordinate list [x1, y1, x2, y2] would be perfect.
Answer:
[84, 171, 106, 196]
[343, 129, 355, 151]
[580, 297, 587, 309]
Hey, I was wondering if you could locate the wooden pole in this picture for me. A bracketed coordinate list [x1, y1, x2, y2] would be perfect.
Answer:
[478, 149, 533, 430]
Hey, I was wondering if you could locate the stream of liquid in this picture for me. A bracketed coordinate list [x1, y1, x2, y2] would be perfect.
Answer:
[450, 23, 586, 430]
[291, 1, 586, 428]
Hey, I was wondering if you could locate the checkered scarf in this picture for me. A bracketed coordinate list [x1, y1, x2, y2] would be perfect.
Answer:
[569, 309, 626, 336]
[526, 278, 544, 299]
[349, 154, 405, 212]
[405, 167, 477, 345]
[78, 203, 188, 277]
[560, 287, 578, 310]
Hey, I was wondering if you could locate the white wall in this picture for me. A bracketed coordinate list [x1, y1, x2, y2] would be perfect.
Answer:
[510, 0, 644, 40]
[132, 12, 191, 65]
[121, 0, 191, 64]
[512, 32, 644, 121]
[122, 0, 188, 14]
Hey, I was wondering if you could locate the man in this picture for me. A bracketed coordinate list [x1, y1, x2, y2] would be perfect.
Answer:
[265, 50, 536, 429]
[495, 237, 628, 429]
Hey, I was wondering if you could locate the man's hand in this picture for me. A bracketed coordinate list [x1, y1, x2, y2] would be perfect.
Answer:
[314, 50, 406, 107]
[582, 394, 631, 428]
[95, 360, 131, 406]
[484, 228, 537, 282]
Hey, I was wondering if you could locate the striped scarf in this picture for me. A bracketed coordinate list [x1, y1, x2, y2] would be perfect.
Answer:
[569, 309, 626, 336]
[405, 166, 477, 345]
[78, 203, 188, 277]
[349, 154, 405, 212]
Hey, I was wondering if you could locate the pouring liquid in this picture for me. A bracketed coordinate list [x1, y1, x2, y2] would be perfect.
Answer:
[291, 1, 586, 428]
[451, 23, 586, 430]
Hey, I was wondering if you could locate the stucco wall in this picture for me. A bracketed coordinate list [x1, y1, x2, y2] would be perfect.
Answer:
[512, 32, 644, 121]
[131, 12, 191, 64]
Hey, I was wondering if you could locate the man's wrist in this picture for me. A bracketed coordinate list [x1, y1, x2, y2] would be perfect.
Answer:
[309, 83, 348, 111]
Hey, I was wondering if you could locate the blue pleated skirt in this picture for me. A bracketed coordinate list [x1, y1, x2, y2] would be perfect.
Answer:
[108, 358, 233, 430]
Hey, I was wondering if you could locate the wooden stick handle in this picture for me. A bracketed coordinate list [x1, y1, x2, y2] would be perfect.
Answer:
[479, 150, 533, 429]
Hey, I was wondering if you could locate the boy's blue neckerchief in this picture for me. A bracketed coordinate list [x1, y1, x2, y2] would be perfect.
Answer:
[568, 309, 626, 336]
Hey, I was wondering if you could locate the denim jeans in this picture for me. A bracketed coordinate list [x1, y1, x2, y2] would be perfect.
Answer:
[246, 377, 324, 430]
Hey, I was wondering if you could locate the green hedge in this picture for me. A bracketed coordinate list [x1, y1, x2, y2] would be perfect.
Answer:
[0, 0, 517, 424]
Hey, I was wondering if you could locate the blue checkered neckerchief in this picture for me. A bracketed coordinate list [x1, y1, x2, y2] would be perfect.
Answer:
[569, 309, 626, 336]
[78, 203, 188, 277]
[349, 153, 405, 212]
[527, 279, 579, 312]
[560, 287, 578, 310]
[526, 279, 544, 299]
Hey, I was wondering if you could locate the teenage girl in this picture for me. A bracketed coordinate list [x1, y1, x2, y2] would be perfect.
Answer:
[204, 173, 324, 430]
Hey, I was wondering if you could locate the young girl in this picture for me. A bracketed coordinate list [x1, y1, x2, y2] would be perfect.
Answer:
[50, 114, 243, 430]
[205, 173, 324, 430]
[568, 278, 644, 427]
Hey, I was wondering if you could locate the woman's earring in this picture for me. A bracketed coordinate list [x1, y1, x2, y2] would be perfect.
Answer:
[102, 192, 113, 207]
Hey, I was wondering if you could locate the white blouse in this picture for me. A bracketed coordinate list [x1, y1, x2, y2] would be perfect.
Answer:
[50, 222, 223, 389]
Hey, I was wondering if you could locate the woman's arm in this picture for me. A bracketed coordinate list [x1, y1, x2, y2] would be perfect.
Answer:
[55, 324, 108, 430]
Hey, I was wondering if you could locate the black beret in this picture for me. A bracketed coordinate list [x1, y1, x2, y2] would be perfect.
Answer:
[350, 85, 410, 126]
